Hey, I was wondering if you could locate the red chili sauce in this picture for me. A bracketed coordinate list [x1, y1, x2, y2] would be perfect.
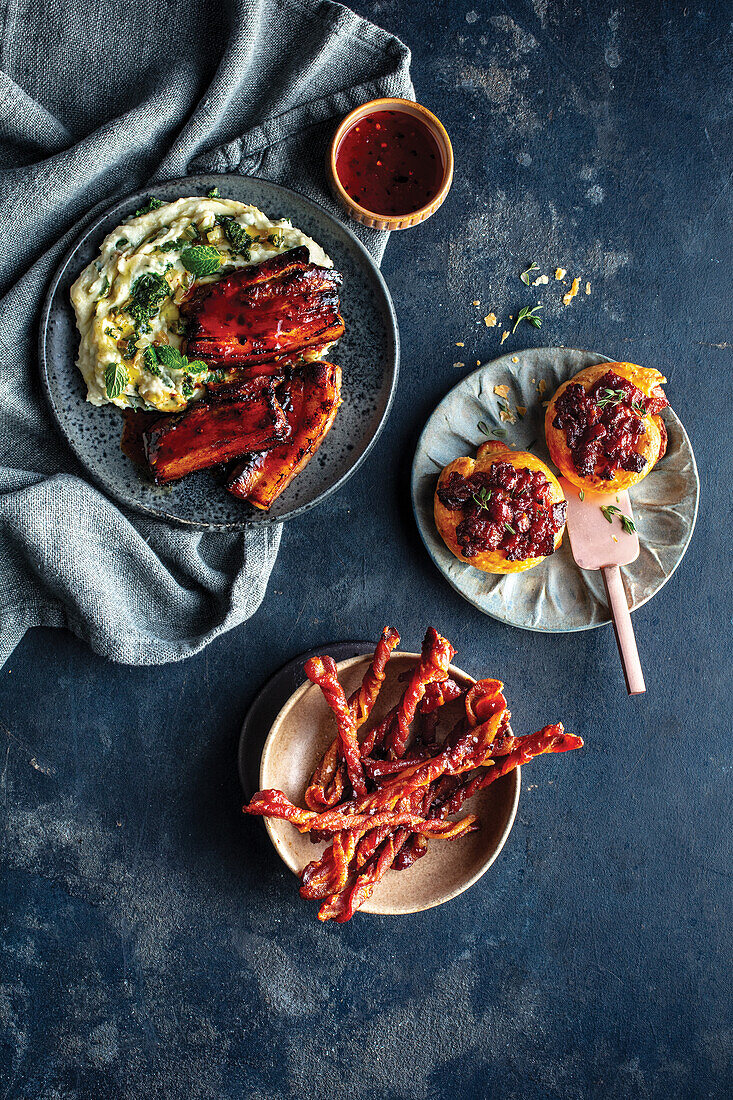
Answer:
[438, 462, 567, 562]
[335, 110, 443, 216]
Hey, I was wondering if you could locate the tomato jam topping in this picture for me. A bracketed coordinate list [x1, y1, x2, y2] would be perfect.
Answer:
[438, 462, 567, 561]
[335, 110, 443, 216]
[552, 370, 668, 481]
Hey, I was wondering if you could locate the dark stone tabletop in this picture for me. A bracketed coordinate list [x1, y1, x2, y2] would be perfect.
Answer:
[1, 2, 731, 1097]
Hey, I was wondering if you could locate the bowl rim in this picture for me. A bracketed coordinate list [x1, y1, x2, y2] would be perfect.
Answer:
[259, 651, 521, 916]
[328, 97, 455, 227]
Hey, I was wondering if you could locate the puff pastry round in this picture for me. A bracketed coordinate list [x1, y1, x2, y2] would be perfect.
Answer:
[545, 362, 668, 493]
[434, 441, 566, 575]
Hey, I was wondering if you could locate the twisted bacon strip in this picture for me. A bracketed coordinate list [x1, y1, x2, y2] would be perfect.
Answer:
[304, 656, 366, 799]
[317, 831, 408, 922]
[420, 678, 463, 714]
[351, 627, 401, 724]
[439, 724, 582, 816]
[304, 627, 400, 809]
[244, 788, 477, 841]
[362, 628, 454, 760]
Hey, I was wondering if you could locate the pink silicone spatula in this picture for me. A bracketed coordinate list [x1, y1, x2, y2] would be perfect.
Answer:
[561, 479, 646, 696]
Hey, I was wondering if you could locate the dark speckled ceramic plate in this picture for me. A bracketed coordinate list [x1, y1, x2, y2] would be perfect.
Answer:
[412, 348, 699, 632]
[39, 175, 399, 528]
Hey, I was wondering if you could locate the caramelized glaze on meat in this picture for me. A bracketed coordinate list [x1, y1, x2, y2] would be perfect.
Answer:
[181, 247, 344, 367]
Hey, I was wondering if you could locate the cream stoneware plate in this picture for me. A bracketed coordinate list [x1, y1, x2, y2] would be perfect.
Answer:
[411, 348, 699, 632]
[259, 653, 520, 916]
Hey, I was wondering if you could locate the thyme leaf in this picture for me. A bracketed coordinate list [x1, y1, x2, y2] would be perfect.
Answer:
[520, 262, 539, 285]
[601, 504, 636, 534]
[512, 304, 543, 334]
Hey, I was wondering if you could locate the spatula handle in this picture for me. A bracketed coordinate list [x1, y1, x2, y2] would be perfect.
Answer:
[602, 565, 646, 696]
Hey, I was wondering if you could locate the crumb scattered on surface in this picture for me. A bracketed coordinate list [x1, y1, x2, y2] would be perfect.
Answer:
[456, 341, 465, 346]
[484, 313, 497, 327]
[493, 384, 510, 398]
[476, 360, 481, 365]
[500, 331, 509, 344]
[537, 379, 547, 396]
[563, 277, 580, 304]
[511, 356, 519, 363]
[585, 282, 591, 295]
[453, 362, 465, 368]
[532, 274, 549, 286]
[555, 267, 566, 280]
[472, 299, 481, 306]
[499, 406, 516, 423]
[516, 405, 527, 417]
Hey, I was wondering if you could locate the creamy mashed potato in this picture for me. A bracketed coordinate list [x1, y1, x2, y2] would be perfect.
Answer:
[70, 196, 333, 413]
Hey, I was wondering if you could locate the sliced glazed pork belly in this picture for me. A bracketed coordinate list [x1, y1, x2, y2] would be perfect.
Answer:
[181, 247, 344, 368]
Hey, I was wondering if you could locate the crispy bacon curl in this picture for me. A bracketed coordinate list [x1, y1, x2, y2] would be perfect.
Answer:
[242, 626, 582, 921]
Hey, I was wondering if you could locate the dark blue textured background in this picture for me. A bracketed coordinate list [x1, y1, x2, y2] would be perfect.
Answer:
[1, 2, 731, 1096]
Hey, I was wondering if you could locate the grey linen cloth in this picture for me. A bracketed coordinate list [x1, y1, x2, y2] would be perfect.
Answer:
[0, 0, 413, 667]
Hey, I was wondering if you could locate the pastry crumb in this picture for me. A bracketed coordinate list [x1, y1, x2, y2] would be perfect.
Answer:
[456, 341, 465, 347]
[516, 405, 527, 417]
[500, 331, 509, 344]
[563, 277, 580, 305]
[483, 312, 497, 327]
[555, 267, 566, 280]
[585, 282, 591, 295]
[532, 274, 549, 286]
[499, 406, 516, 424]
[537, 379, 547, 396]
[453, 362, 465, 368]
[511, 356, 519, 363]
[472, 299, 481, 306]
[493, 384, 510, 398]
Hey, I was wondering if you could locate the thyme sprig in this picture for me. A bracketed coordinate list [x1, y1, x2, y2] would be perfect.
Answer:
[512, 304, 542, 334]
[601, 504, 636, 534]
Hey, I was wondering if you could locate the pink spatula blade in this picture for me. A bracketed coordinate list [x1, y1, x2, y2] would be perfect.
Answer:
[560, 479, 645, 696]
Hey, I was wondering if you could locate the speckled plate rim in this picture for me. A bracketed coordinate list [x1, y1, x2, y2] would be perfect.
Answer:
[259, 652, 521, 916]
[411, 348, 700, 633]
[38, 174, 400, 530]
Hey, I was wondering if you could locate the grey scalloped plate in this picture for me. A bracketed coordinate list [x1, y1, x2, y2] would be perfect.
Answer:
[411, 348, 699, 632]
[39, 175, 399, 528]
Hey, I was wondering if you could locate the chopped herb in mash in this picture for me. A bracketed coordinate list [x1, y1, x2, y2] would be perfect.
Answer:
[216, 215, 251, 258]
[157, 237, 190, 253]
[134, 197, 165, 217]
[125, 272, 170, 333]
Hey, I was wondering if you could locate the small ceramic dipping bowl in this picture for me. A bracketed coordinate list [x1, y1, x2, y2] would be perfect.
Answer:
[327, 98, 454, 232]
[259, 652, 520, 915]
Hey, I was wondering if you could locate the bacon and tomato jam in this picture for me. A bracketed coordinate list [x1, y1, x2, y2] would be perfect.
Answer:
[437, 461, 567, 562]
[552, 369, 668, 481]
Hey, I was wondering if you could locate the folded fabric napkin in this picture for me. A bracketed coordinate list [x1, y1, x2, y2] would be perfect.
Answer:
[0, 0, 413, 668]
